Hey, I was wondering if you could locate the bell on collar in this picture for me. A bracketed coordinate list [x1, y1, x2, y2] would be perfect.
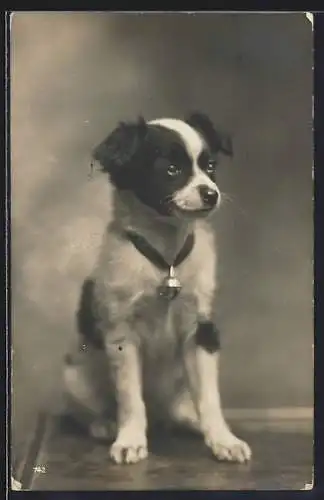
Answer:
[158, 266, 182, 300]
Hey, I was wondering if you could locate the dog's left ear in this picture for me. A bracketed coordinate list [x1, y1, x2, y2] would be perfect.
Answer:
[185, 112, 233, 157]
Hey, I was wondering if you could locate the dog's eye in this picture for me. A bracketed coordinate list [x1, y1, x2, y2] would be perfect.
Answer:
[167, 164, 181, 177]
[206, 160, 217, 174]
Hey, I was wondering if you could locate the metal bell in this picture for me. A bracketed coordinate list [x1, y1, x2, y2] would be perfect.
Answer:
[158, 266, 182, 300]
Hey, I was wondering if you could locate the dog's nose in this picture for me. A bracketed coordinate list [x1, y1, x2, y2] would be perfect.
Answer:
[198, 185, 219, 207]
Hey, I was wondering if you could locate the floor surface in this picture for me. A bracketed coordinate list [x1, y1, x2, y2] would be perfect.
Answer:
[18, 415, 313, 491]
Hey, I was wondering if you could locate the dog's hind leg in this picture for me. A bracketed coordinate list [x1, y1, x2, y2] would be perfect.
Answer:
[169, 390, 201, 434]
[63, 351, 117, 441]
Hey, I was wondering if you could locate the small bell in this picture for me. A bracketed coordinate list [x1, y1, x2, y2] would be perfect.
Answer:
[158, 266, 182, 300]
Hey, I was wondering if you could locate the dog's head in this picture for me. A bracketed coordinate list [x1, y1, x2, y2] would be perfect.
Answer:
[93, 112, 233, 219]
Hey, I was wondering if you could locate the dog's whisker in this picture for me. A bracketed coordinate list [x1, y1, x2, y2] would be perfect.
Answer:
[163, 194, 174, 204]
[220, 192, 249, 218]
[220, 191, 235, 203]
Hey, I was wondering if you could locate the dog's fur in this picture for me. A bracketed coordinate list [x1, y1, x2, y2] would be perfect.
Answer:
[63, 112, 251, 464]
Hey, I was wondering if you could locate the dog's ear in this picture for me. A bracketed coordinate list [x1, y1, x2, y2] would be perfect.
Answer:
[92, 117, 148, 178]
[185, 112, 233, 157]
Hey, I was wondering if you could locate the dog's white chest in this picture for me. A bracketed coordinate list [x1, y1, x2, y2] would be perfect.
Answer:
[132, 286, 197, 360]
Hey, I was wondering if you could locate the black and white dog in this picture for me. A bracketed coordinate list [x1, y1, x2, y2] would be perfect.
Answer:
[63, 112, 252, 465]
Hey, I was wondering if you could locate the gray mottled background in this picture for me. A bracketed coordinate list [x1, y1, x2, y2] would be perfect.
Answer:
[11, 12, 313, 468]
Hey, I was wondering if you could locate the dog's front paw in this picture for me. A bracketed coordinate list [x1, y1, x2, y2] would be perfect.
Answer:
[110, 425, 148, 464]
[204, 428, 252, 463]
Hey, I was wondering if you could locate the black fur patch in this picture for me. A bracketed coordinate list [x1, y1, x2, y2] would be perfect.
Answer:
[64, 353, 74, 365]
[195, 320, 221, 353]
[186, 112, 233, 157]
[197, 149, 218, 182]
[76, 278, 105, 350]
[92, 118, 194, 216]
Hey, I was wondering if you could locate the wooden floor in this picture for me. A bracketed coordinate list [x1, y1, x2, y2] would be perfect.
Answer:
[19, 414, 313, 491]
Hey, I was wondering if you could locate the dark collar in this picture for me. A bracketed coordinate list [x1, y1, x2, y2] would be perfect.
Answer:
[124, 231, 195, 270]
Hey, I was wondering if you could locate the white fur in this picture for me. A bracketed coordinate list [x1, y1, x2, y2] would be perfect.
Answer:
[148, 118, 205, 159]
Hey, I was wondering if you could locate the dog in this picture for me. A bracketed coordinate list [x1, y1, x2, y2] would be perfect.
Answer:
[63, 112, 252, 465]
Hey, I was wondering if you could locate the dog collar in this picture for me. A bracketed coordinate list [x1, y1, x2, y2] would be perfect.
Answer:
[124, 231, 195, 300]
